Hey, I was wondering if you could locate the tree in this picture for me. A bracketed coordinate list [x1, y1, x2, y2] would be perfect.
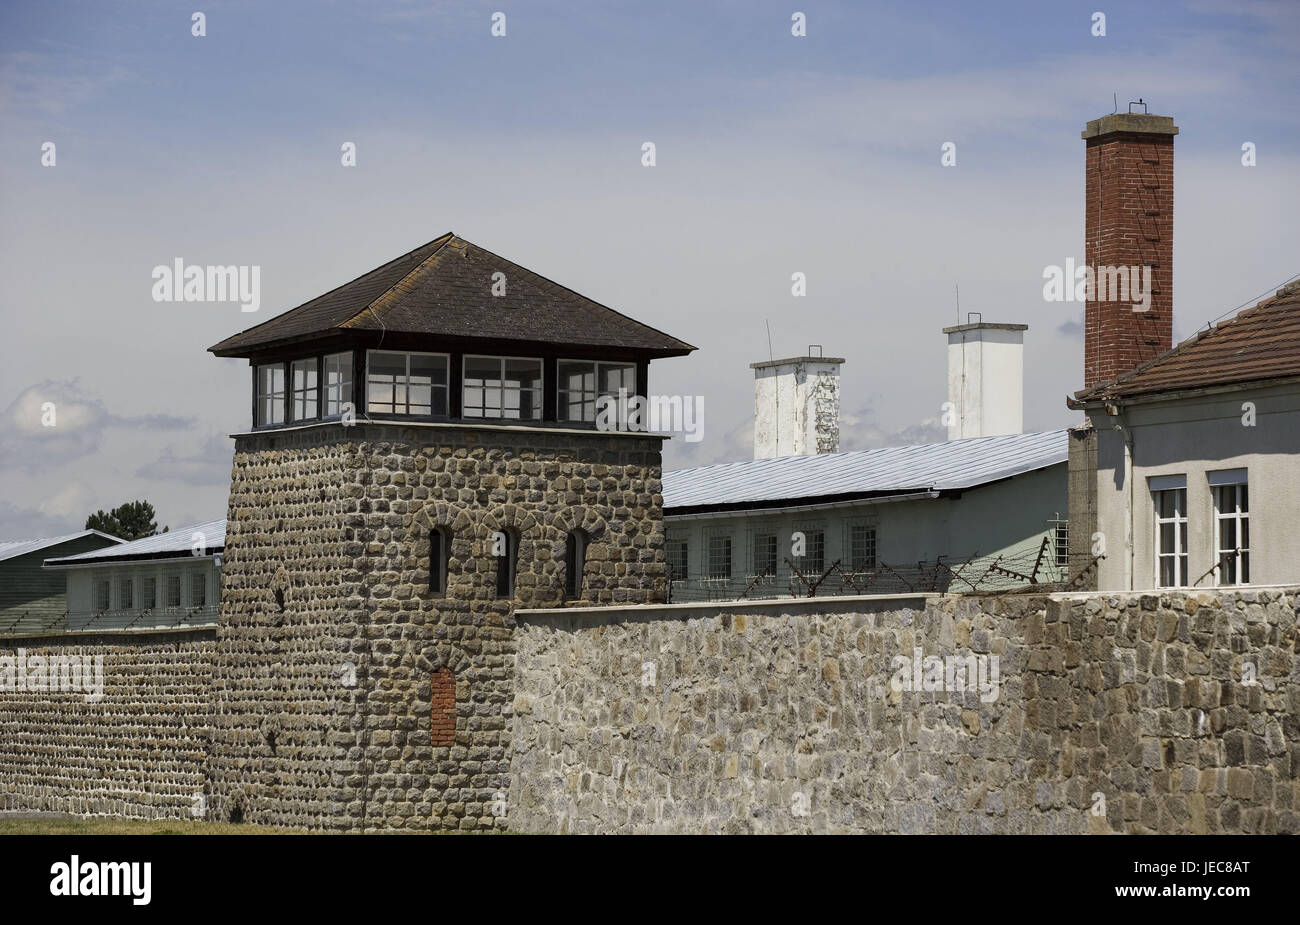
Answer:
[85, 500, 167, 541]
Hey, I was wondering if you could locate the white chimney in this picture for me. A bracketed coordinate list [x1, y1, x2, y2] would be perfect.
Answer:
[751, 348, 844, 459]
[943, 317, 1027, 440]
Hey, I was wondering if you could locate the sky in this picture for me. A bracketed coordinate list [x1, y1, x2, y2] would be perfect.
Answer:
[0, 0, 1296, 539]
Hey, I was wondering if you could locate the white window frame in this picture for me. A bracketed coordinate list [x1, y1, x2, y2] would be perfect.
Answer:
[462, 354, 544, 421]
[793, 523, 827, 577]
[705, 529, 733, 582]
[366, 349, 450, 417]
[748, 526, 778, 579]
[847, 522, 878, 572]
[666, 534, 689, 582]
[1212, 477, 1250, 587]
[164, 569, 184, 609]
[556, 359, 638, 423]
[255, 363, 286, 426]
[290, 357, 319, 422]
[94, 575, 111, 611]
[323, 351, 353, 417]
[1152, 481, 1189, 588]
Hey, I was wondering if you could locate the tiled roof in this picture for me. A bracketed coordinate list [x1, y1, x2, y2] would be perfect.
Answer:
[209, 234, 695, 357]
[1074, 280, 1300, 402]
[663, 430, 1069, 512]
[0, 530, 122, 563]
[44, 520, 226, 565]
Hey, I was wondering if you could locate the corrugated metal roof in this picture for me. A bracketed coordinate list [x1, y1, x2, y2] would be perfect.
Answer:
[0, 530, 123, 563]
[44, 519, 227, 565]
[662, 430, 1069, 511]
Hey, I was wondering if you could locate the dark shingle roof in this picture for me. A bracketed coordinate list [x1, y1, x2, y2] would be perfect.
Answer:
[1073, 280, 1300, 402]
[209, 234, 695, 357]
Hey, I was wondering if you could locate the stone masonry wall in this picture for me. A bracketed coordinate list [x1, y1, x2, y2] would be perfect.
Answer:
[211, 421, 665, 831]
[0, 629, 214, 819]
[509, 588, 1299, 834]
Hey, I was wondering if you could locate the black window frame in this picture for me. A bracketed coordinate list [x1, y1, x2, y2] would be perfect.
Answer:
[565, 529, 588, 600]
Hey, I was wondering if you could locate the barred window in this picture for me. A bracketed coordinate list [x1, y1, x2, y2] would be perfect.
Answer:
[117, 576, 134, 610]
[752, 532, 777, 576]
[666, 538, 689, 580]
[707, 533, 732, 580]
[94, 577, 111, 611]
[190, 571, 207, 607]
[165, 573, 183, 608]
[849, 525, 877, 570]
[794, 528, 825, 576]
[141, 575, 157, 609]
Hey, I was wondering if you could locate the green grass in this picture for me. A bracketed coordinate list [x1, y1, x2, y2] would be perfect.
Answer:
[0, 815, 309, 835]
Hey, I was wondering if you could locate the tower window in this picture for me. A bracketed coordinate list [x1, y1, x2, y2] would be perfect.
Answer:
[494, 529, 519, 598]
[429, 527, 451, 595]
[367, 350, 449, 416]
[565, 529, 588, 600]
[464, 356, 543, 420]
[255, 363, 286, 426]
[290, 358, 319, 421]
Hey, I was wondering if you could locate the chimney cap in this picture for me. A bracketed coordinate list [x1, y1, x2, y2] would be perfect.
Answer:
[749, 355, 845, 370]
[942, 321, 1028, 335]
[1082, 112, 1178, 140]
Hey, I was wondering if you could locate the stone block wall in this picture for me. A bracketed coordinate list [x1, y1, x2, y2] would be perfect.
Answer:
[0, 629, 214, 819]
[509, 588, 1299, 834]
[210, 421, 665, 831]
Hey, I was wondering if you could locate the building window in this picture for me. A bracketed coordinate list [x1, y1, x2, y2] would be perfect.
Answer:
[94, 577, 111, 611]
[367, 350, 448, 416]
[117, 576, 133, 610]
[666, 537, 689, 581]
[565, 530, 588, 599]
[795, 527, 825, 576]
[1049, 514, 1069, 568]
[429, 527, 450, 595]
[190, 571, 207, 608]
[557, 361, 637, 423]
[1214, 481, 1250, 586]
[141, 575, 157, 609]
[849, 524, 877, 571]
[324, 352, 352, 416]
[164, 573, 182, 608]
[494, 529, 519, 598]
[290, 358, 319, 421]
[752, 531, 777, 577]
[255, 363, 286, 426]
[464, 356, 543, 420]
[707, 533, 732, 580]
[1153, 486, 1188, 588]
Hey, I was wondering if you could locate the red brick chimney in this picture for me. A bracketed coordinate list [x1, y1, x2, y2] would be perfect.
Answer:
[1082, 110, 1178, 387]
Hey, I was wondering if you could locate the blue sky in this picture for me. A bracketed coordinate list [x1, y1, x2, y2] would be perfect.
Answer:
[1, 0, 1296, 537]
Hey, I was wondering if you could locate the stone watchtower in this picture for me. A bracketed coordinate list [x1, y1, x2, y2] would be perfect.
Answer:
[206, 233, 694, 830]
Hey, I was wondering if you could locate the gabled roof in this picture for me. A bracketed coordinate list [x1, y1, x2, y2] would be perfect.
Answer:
[1073, 279, 1300, 403]
[209, 234, 695, 358]
[0, 530, 122, 563]
[662, 430, 1068, 513]
[44, 519, 226, 566]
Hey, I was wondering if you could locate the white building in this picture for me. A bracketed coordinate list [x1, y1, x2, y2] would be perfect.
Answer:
[1069, 281, 1300, 591]
[43, 520, 225, 630]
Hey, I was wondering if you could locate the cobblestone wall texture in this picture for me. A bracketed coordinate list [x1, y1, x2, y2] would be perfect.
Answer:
[509, 588, 1300, 834]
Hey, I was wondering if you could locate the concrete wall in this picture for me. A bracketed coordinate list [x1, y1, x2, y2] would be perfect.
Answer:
[752, 358, 842, 459]
[1089, 381, 1300, 591]
[509, 588, 1299, 834]
[665, 462, 1067, 583]
[945, 324, 1025, 440]
[0, 628, 214, 818]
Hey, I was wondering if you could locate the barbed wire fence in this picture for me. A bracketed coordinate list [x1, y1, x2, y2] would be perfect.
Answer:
[667, 536, 1107, 602]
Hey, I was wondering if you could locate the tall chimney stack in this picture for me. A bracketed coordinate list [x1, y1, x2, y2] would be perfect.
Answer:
[943, 319, 1027, 440]
[751, 350, 843, 459]
[1082, 109, 1178, 387]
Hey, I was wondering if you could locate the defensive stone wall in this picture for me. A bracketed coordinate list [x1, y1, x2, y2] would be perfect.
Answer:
[0, 628, 215, 819]
[509, 588, 1299, 834]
